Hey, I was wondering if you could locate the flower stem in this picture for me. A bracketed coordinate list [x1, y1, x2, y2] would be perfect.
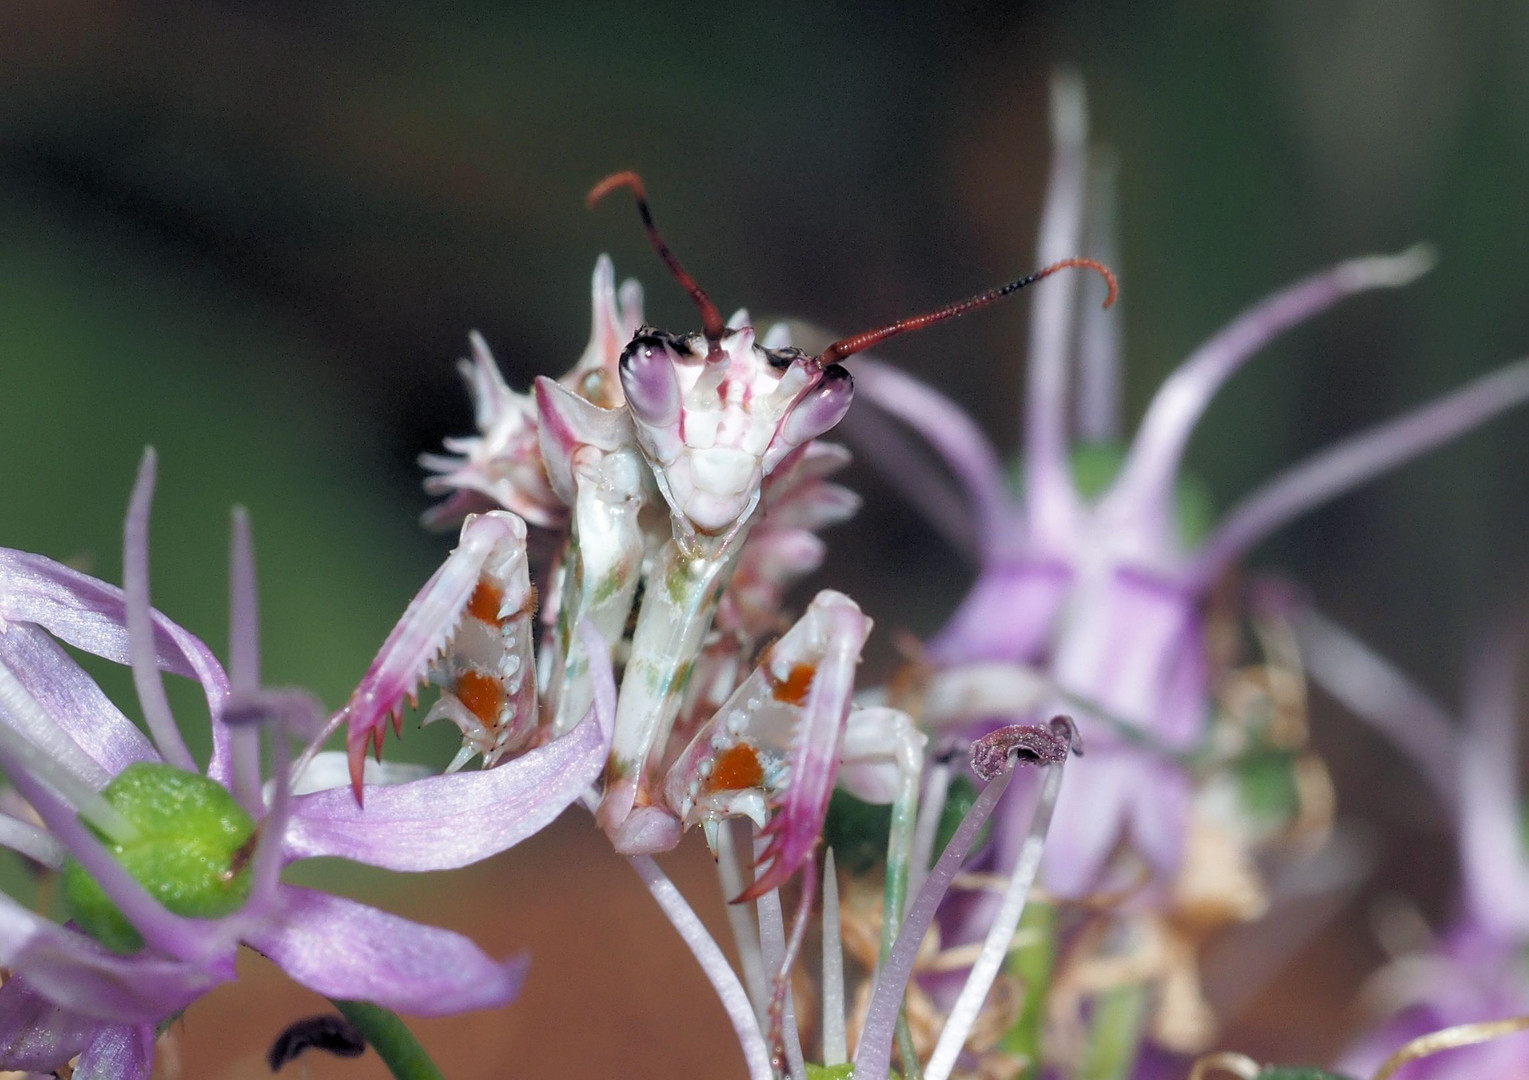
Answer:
[1077, 983, 1147, 1080]
[331, 1000, 445, 1080]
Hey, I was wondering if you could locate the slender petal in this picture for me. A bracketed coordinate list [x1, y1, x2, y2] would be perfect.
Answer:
[0, 547, 233, 784]
[1107, 246, 1435, 538]
[1076, 150, 1123, 444]
[0, 658, 135, 842]
[837, 401, 979, 561]
[925, 760, 1066, 1080]
[0, 813, 65, 868]
[821, 848, 847, 1066]
[852, 360, 1015, 558]
[227, 508, 264, 814]
[122, 450, 196, 772]
[246, 886, 528, 1016]
[1190, 356, 1529, 586]
[0, 549, 231, 703]
[628, 854, 773, 1080]
[1293, 608, 1458, 810]
[1459, 624, 1529, 940]
[1023, 69, 1088, 544]
[855, 766, 1015, 1080]
[287, 706, 607, 870]
[288, 622, 614, 870]
[0, 623, 155, 780]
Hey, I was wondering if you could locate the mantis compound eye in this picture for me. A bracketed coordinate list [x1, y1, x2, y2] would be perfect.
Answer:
[780, 363, 854, 447]
[619, 332, 683, 428]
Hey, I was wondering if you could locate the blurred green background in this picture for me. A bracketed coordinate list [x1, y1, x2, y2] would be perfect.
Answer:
[2, 1, 1528, 1076]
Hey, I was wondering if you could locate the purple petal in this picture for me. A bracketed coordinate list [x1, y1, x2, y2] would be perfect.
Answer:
[927, 557, 1072, 665]
[289, 643, 612, 870]
[0, 976, 99, 1071]
[852, 359, 1015, 559]
[247, 886, 528, 1016]
[122, 449, 196, 771]
[1022, 71, 1089, 548]
[75, 1023, 154, 1080]
[1459, 624, 1529, 940]
[1189, 355, 1529, 586]
[0, 622, 154, 782]
[1075, 152, 1123, 444]
[1036, 749, 1134, 897]
[227, 508, 264, 813]
[1048, 565, 1207, 747]
[1107, 246, 1435, 541]
[854, 759, 1018, 1080]
[0, 894, 227, 1024]
[0, 547, 232, 780]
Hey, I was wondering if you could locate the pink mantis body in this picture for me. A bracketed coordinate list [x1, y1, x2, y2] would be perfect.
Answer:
[343, 172, 1111, 896]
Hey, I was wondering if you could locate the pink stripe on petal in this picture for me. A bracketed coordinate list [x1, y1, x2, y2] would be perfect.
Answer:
[247, 886, 528, 1016]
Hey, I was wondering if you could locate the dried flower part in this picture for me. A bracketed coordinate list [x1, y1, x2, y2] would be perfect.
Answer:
[970, 721, 1071, 781]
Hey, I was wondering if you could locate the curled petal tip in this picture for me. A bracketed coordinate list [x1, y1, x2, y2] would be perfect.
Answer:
[970, 722, 1071, 780]
[1341, 242, 1437, 289]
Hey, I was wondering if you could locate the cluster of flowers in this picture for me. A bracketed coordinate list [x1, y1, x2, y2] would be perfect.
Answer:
[4, 72, 1529, 1080]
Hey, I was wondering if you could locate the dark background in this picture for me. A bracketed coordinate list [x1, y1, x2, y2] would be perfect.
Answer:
[2, 2, 1527, 1076]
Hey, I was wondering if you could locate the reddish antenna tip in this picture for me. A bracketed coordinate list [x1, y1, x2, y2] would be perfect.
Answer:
[587, 170, 643, 211]
[585, 170, 726, 350]
[1037, 256, 1118, 309]
[817, 256, 1120, 365]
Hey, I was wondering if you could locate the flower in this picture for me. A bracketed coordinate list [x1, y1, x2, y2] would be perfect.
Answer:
[0, 449, 611, 1076]
[845, 72, 1529, 903]
[1311, 617, 1529, 1079]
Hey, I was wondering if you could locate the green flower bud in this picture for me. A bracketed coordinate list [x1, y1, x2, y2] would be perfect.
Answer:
[62, 762, 258, 953]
